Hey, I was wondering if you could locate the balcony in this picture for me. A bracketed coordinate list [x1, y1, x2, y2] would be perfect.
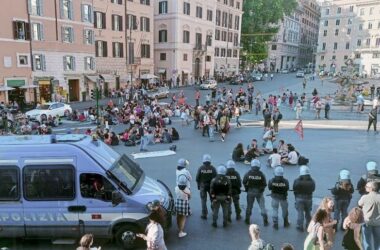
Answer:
[193, 44, 206, 51]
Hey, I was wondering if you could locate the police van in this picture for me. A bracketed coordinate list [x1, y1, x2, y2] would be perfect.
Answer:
[0, 134, 173, 249]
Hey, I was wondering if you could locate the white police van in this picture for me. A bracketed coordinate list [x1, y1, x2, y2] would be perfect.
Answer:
[0, 134, 173, 249]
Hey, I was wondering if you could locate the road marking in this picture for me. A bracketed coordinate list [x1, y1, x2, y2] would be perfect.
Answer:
[131, 150, 176, 159]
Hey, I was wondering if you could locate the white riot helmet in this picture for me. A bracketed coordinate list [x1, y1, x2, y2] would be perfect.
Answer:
[217, 165, 227, 175]
[299, 165, 310, 176]
[366, 161, 378, 172]
[339, 169, 351, 181]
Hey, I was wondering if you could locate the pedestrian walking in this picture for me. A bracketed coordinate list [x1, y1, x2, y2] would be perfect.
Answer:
[196, 154, 217, 220]
[370, 84, 375, 100]
[136, 211, 167, 250]
[272, 108, 282, 134]
[268, 166, 290, 230]
[219, 110, 230, 142]
[295, 101, 303, 119]
[331, 170, 354, 231]
[302, 78, 307, 90]
[243, 159, 269, 226]
[202, 111, 210, 137]
[304, 209, 331, 250]
[263, 108, 272, 129]
[367, 107, 378, 134]
[210, 165, 232, 227]
[358, 181, 380, 250]
[234, 104, 242, 128]
[270, 73, 274, 81]
[195, 89, 200, 107]
[175, 175, 191, 238]
[324, 99, 331, 119]
[315, 99, 322, 119]
[357, 161, 380, 195]
[293, 166, 315, 232]
[225, 160, 242, 222]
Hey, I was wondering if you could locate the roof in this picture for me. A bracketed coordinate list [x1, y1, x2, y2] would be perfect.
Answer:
[0, 134, 87, 145]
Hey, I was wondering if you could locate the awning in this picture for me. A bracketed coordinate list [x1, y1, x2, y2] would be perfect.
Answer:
[7, 79, 26, 87]
[158, 69, 166, 73]
[85, 75, 98, 83]
[0, 86, 15, 91]
[100, 74, 116, 83]
[20, 85, 38, 89]
[38, 80, 51, 85]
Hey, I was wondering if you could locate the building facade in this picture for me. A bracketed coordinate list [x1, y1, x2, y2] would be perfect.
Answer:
[316, 0, 380, 76]
[214, 0, 243, 78]
[0, 0, 33, 105]
[298, 0, 320, 68]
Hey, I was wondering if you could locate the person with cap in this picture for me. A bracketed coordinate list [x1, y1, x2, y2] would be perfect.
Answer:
[268, 166, 290, 230]
[242, 159, 269, 226]
[176, 158, 191, 189]
[196, 154, 217, 220]
[174, 175, 191, 238]
[293, 165, 315, 232]
[357, 161, 380, 195]
[225, 160, 242, 222]
[210, 165, 232, 227]
[331, 169, 354, 230]
[147, 200, 168, 232]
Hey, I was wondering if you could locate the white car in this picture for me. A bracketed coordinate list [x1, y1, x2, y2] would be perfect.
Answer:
[147, 87, 170, 99]
[26, 102, 72, 122]
[296, 71, 305, 78]
[199, 80, 217, 90]
[281, 69, 289, 74]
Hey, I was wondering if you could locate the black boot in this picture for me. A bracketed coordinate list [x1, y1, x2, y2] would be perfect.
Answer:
[284, 217, 290, 228]
[245, 217, 250, 225]
[263, 215, 269, 226]
[236, 214, 242, 221]
[273, 223, 279, 230]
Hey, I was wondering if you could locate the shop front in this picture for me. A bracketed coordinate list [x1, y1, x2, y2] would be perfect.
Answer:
[5, 78, 33, 110]
[100, 74, 116, 98]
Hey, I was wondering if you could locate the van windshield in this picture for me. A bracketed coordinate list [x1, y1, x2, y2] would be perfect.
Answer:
[108, 154, 143, 193]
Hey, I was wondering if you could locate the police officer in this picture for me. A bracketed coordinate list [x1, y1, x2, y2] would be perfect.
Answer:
[268, 166, 290, 230]
[210, 165, 232, 227]
[357, 161, 380, 195]
[243, 159, 269, 226]
[293, 165, 315, 232]
[331, 169, 354, 230]
[225, 160, 242, 222]
[196, 154, 217, 220]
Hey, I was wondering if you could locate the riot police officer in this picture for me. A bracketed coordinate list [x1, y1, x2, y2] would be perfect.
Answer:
[331, 169, 354, 230]
[268, 166, 290, 230]
[242, 159, 269, 226]
[357, 161, 380, 195]
[196, 154, 217, 220]
[293, 165, 315, 232]
[225, 160, 242, 222]
[210, 165, 231, 227]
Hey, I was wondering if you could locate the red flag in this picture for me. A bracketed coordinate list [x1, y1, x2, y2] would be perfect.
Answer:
[294, 120, 304, 140]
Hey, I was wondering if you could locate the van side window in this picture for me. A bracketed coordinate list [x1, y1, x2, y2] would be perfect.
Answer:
[80, 173, 116, 202]
[24, 166, 75, 200]
[0, 167, 19, 201]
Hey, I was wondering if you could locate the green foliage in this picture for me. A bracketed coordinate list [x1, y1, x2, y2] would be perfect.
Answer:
[241, 0, 298, 63]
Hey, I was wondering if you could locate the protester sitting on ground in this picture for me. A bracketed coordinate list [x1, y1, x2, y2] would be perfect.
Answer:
[232, 143, 245, 162]
[77, 233, 101, 250]
[171, 127, 180, 140]
[110, 132, 119, 146]
[119, 129, 130, 142]
[103, 133, 111, 145]
[268, 148, 282, 168]
[247, 139, 264, 155]
[262, 127, 275, 154]
[248, 224, 265, 250]
[281, 144, 299, 165]
[161, 128, 172, 143]
[277, 140, 288, 158]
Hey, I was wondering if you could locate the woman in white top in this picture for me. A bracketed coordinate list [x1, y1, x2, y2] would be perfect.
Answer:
[175, 175, 191, 238]
[248, 224, 265, 250]
[137, 211, 167, 250]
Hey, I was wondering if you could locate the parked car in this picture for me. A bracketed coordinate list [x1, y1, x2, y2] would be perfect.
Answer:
[251, 72, 264, 81]
[296, 71, 305, 78]
[281, 69, 289, 74]
[199, 79, 217, 90]
[147, 87, 170, 100]
[26, 102, 72, 122]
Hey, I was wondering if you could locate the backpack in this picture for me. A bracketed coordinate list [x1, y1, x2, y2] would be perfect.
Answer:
[298, 156, 309, 165]
[278, 113, 283, 120]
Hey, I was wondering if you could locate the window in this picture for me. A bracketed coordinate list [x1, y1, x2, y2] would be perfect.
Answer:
[128, 42, 134, 64]
[334, 42, 338, 50]
[0, 167, 19, 201]
[127, 15, 137, 30]
[368, 22, 373, 29]
[32, 23, 44, 41]
[63, 56, 75, 71]
[84, 29, 94, 45]
[196, 6, 202, 18]
[347, 28, 351, 35]
[272, 44, 277, 50]
[332, 55, 336, 60]
[221, 48, 226, 57]
[140, 0, 150, 5]
[183, 53, 188, 61]
[370, 7, 374, 15]
[322, 42, 326, 50]
[229, 0, 234, 7]
[360, 8, 364, 16]
[17, 54, 30, 67]
[81, 4, 93, 23]
[206, 35, 212, 46]
[84, 56, 95, 70]
[207, 10, 213, 21]
[359, 24, 363, 31]
[228, 13, 233, 29]
[221, 31, 227, 41]
[13, 21, 30, 40]
[366, 38, 371, 46]
[233, 50, 238, 58]
[344, 55, 348, 60]
[33, 54, 46, 70]
[376, 38, 380, 46]
[183, 30, 190, 43]
[335, 29, 339, 36]
[215, 29, 220, 40]
[112, 15, 123, 31]
[141, 44, 150, 58]
[346, 42, 350, 49]
[321, 55, 324, 60]
[215, 47, 219, 56]
[94, 12, 106, 29]
[336, 19, 340, 26]
[62, 26, 74, 43]
[324, 20, 328, 27]
[140, 17, 150, 32]
[112, 42, 124, 57]
[216, 10, 221, 26]
[325, 8, 329, 15]
[337, 7, 341, 14]
[355, 53, 361, 59]
[80, 173, 115, 201]
[233, 33, 238, 46]
[183, 2, 190, 15]
[228, 32, 233, 42]
[24, 166, 75, 200]
[323, 30, 327, 36]
[195, 33, 202, 48]
[236, 1, 240, 9]
[222, 12, 227, 27]
[357, 39, 361, 47]
[29, 0, 43, 16]
[95, 40, 107, 57]
[160, 53, 166, 60]
[159, 30, 167, 42]
[373, 53, 380, 58]
[61, 0, 73, 20]
[111, 0, 123, 4]
[234, 16, 240, 30]
[348, 19, 352, 25]
[349, 6, 354, 12]
[159, 1, 168, 14]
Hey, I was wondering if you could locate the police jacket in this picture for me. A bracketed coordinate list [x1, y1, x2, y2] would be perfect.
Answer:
[293, 175, 316, 199]
[268, 176, 289, 199]
[226, 168, 242, 195]
[331, 181, 354, 200]
[196, 163, 217, 188]
[357, 173, 380, 195]
[242, 168, 267, 193]
[210, 175, 231, 197]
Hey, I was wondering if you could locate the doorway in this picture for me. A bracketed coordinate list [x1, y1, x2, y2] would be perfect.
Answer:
[68, 79, 80, 102]
[194, 58, 201, 80]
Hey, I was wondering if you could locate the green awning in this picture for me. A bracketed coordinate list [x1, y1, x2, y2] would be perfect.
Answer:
[7, 79, 26, 87]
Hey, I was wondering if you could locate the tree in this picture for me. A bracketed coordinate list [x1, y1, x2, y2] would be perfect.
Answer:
[241, 0, 298, 65]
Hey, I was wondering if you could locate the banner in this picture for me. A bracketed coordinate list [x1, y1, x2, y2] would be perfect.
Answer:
[294, 120, 304, 140]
